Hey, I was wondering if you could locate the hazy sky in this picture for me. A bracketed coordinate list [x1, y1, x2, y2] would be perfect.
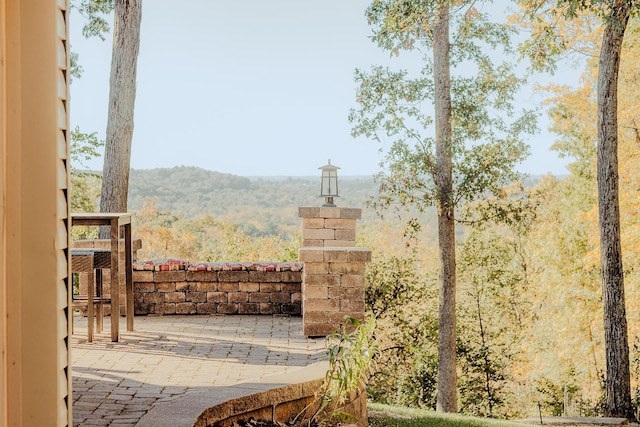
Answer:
[69, 0, 572, 177]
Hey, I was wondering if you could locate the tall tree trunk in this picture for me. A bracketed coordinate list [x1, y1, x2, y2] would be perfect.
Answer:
[433, 2, 457, 414]
[597, 0, 634, 420]
[99, 0, 142, 221]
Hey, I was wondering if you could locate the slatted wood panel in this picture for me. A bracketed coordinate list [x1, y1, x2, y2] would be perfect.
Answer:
[56, 1, 72, 424]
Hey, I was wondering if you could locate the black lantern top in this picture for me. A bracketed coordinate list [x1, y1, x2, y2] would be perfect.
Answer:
[319, 159, 340, 207]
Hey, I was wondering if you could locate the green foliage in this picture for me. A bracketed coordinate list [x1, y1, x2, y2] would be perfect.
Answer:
[458, 338, 508, 418]
[366, 254, 423, 318]
[133, 201, 300, 262]
[353, 6, 536, 412]
[365, 218, 528, 417]
[364, 245, 441, 409]
[517, 175, 604, 415]
[323, 317, 377, 405]
[70, 173, 101, 241]
[573, 377, 606, 418]
[69, 0, 114, 86]
[70, 173, 100, 213]
[70, 51, 83, 81]
[457, 234, 522, 418]
[366, 0, 436, 54]
[304, 316, 377, 425]
[535, 373, 580, 416]
[69, 126, 104, 240]
[351, 0, 535, 217]
[517, 0, 640, 73]
[455, 183, 538, 418]
[70, 126, 104, 171]
[516, 19, 568, 74]
[366, 0, 516, 63]
[544, 80, 598, 183]
[395, 335, 439, 409]
[70, 0, 114, 40]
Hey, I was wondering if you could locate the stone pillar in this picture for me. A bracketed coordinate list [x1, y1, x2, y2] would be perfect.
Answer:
[299, 207, 361, 247]
[298, 207, 371, 337]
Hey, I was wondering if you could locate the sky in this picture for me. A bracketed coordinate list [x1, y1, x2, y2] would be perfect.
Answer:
[69, 0, 574, 177]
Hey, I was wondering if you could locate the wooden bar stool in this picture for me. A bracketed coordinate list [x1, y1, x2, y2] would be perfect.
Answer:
[71, 249, 112, 341]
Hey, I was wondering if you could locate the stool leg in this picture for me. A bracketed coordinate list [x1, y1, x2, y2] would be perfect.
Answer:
[71, 273, 75, 334]
[96, 269, 104, 333]
[71, 272, 78, 334]
[87, 269, 94, 342]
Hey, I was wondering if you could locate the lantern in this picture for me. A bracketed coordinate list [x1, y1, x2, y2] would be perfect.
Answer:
[319, 159, 340, 207]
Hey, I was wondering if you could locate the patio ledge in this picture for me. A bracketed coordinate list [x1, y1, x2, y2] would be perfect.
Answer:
[136, 361, 331, 427]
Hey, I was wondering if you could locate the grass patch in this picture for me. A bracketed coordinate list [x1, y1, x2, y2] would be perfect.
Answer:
[367, 403, 533, 426]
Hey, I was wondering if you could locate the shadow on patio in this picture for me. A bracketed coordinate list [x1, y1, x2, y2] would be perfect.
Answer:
[71, 315, 328, 427]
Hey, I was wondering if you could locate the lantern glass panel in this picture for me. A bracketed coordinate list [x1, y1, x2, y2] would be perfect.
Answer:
[318, 160, 340, 206]
[321, 170, 338, 197]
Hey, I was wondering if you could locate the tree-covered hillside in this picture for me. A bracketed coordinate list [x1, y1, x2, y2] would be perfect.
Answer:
[127, 166, 381, 237]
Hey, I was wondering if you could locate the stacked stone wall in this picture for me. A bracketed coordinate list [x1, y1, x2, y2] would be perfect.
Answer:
[132, 267, 302, 316]
[299, 207, 361, 247]
[298, 247, 370, 336]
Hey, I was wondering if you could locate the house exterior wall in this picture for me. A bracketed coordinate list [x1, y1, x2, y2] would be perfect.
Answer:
[1, 0, 71, 425]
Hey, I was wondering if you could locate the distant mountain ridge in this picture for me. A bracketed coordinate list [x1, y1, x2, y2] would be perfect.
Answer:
[127, 166, 379, 237]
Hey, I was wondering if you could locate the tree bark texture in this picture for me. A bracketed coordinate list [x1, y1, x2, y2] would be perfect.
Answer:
[100, 0, 142, 217]
[433, 3, 457, 414]
[597, 0, 634, 420]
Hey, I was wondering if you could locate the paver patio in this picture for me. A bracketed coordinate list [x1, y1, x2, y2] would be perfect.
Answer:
[71, 315, 328, 427]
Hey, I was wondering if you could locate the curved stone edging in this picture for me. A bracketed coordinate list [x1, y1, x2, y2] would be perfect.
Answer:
[194, 378, 324, 427]
[136, 362, 328, 427]
[135, 361, 368, 427]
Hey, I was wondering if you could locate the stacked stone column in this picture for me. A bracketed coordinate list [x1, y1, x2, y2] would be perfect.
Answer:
[298, 207, 371, 337]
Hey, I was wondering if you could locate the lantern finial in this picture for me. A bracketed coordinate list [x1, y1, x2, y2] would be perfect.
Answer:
[319, 160, 340, 207]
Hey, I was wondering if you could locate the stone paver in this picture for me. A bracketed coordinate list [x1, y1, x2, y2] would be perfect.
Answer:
[71, 315, 327, 427]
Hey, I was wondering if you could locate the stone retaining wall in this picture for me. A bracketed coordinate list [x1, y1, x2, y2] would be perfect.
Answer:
[196, 381, 367, 427]
[132, 263, 302, 316]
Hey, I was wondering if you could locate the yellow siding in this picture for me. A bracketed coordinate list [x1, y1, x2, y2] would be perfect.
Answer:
[2, 0, 71, 425]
